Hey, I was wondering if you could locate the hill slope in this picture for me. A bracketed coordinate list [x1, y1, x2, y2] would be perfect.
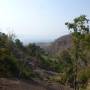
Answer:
[37, 34, 72, 54]
[47, 34, 72, 54]
[36, 34, 72, 54]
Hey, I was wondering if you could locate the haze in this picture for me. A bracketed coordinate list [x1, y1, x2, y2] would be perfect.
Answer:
[0, 0, 90, 43]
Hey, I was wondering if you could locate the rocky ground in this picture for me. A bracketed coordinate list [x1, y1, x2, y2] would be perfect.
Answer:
[0, 78, 73, 90]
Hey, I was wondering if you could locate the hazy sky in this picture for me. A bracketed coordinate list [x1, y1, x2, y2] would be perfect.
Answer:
[0, 0, 90, 43]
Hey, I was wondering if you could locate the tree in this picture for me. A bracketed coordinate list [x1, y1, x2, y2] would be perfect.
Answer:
[65, 15, 90, 90]
[27, 43, 44, 57]
[15, 39, 23, 48]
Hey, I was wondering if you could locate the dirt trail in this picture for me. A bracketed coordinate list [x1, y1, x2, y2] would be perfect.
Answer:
[0, 78, 73, 90]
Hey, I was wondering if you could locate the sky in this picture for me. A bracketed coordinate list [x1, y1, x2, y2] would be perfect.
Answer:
[0, 0, 90, 43]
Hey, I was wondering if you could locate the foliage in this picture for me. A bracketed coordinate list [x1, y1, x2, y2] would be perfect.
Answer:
[65, 15, 90, 90]
[26, 43, 45, 58]
[0, 32, 33, 79]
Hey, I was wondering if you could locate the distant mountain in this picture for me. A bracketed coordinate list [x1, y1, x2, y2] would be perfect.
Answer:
[36, 42, 51, 52]
[37, 34, 72, 54]
[36, 42, 51, 49]
[49, 34, 72, 54]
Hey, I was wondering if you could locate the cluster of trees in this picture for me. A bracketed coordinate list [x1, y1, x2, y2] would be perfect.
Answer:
[0, 31, 53, 79]
[0, 32, 34, 79]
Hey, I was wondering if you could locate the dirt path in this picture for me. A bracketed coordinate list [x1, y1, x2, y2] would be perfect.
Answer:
[0, 78, 73, 90]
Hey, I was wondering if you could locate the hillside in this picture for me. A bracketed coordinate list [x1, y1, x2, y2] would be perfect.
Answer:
[49, 34, 72, 54]
[37, 34, 72, 54]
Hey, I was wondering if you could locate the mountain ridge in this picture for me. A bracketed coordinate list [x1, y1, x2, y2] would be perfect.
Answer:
[36, 34, 72, 54]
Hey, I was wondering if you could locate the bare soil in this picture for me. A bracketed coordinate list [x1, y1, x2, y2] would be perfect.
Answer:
[0, 78, 73, 90]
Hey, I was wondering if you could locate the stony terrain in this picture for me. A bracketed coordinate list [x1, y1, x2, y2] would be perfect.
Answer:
[0, 78, 73, 90]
